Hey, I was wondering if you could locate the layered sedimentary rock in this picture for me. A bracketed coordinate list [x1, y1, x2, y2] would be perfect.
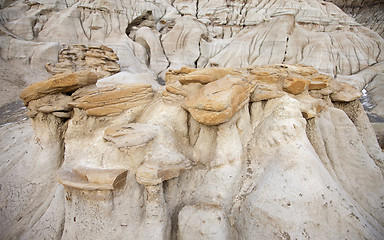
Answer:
[70, 83, 154, 116]
[45, 45, 121, 76]
[2, 64, 383, 239]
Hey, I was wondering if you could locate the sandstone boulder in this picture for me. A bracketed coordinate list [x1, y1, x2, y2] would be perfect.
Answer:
[309, 74, 331, 90]
[182, 75, 255, 125]
[27, 93, 73, 118]
[250, 83, 286, 101]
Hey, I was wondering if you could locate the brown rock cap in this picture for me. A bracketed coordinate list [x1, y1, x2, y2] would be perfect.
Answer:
[20, 70, 103, 105]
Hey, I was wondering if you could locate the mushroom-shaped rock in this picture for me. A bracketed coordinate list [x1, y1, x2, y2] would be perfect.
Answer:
[104, 123, 158, 148]
[57, 166, 128, 190]
[20, 70, 103, 105]
[70, 83, 154, 116]
[182, 76, 255, 125]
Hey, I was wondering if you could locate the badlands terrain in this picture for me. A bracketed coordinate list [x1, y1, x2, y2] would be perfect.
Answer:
[0, 0, 384, 239]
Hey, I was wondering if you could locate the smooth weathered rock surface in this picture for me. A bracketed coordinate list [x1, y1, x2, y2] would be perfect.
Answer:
[1, 0, 384, 82]
[103, 123, 158, 148]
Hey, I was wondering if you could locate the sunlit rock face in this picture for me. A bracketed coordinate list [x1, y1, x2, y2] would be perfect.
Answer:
[2, 64, 383, 239]
[1, 1, 384, 239]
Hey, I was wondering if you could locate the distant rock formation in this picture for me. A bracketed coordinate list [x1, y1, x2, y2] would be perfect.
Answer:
[45, 45, 121, 76]
[325, 0, 384, 38]
[5, 64, 383, 239]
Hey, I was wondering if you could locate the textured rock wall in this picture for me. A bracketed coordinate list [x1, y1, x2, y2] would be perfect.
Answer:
[1, 0, 384, 79]
[325, 0, 384, 38]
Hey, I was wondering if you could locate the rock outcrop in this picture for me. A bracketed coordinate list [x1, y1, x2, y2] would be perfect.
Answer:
[45, 45, 121, 76]
[2, 64, 383, 239]
[1, 0, 384, 239]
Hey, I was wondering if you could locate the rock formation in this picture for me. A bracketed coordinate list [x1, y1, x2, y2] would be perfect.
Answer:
[45, 45, 121, 76]
[2, 64, 382, 239]
[1, 0, 384, 239]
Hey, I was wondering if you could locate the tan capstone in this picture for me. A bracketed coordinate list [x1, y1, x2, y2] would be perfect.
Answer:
[20, 70, 103, 105]
[71, 83, 154, 116]
[182, 75, 255, 125]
